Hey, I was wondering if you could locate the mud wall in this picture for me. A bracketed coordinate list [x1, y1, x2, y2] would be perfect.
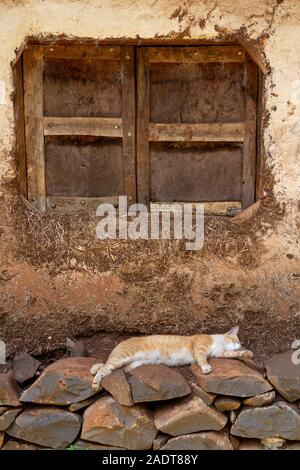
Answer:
[0, 0, 299, 358]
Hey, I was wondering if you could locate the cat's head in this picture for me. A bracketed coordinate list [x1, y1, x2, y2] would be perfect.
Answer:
[223, 326, 241, 351]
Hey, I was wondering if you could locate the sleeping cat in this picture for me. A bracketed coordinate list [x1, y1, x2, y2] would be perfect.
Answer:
[91, 326, 253, 390]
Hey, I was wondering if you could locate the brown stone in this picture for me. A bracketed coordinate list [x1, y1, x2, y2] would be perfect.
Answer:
[102, 369, 133, 406]
[7, 407, 81, 449]
[191, 359, 272, 397]
[229, 435, 240, 450]
[161, 431, 233, 450]
[127, 365, 190, 403]
[239, 439, 265, 450]
[190, 382, 216, 405]
[0, 431, 4, 449]
[68, 396, 98, 412]
[71, 439, 125, 450]
[0, 407, 22, 431]
[265, 352, 300, 402]
[231, 401, 300, 440]
[12, 353, 41, 384]
[229, 410, 237, 424]
[81, 396, 156, 450]
[214, 396, 241, 411]
[261, 436, 286, 450]
[66, 338, 88, 357]
[154, 394, 227, 436]
[0, 407, 8, 416]
[0, 374, 21, 406]
[153, 433, 169, 450]
[1, 439, 42, 450]
[20, 357, 100, 405]
[243, 391, 276, 407]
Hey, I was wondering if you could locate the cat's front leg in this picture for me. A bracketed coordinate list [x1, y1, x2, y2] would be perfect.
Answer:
[222, 350, 254, 359]
[194, 353, 212, 374]
[92, 364, 114, 390]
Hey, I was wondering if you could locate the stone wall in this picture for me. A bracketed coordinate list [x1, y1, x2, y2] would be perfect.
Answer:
[0, 351, 300, 450]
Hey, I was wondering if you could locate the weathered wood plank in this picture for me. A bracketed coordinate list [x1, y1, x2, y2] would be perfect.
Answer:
[13, 57, 27, 198]
[43, 44, 120, 60]
[47, 196, 121, 212]
[148, 123, 244, 142]
[137, 48, 150, 204]
[121, 46, 136, 202]
[23, 46, 46, 211]
[242, 58, 258, 209]
[151, 201, 241, 216]
[44, 117, 123, 137]
[148, 46, 245, 63]
[256, 70, 264, 199]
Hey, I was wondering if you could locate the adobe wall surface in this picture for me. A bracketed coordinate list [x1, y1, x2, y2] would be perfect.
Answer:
[0, 0, 299, 357]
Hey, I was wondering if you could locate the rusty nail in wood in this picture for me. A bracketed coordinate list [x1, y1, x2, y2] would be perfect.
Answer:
[114, 124, 119, 129]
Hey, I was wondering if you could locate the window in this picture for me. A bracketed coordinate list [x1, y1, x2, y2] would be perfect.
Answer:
[15, 44, 258, 215]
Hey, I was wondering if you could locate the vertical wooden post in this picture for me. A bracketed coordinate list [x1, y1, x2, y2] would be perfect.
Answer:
[121, 46, 137, 203]
[137, 48, 150, 205]
[242, 56, 258, 209]
[23, 46, 46, 211]
[256, 70, 265, 199]
[13, 57, 27, 198]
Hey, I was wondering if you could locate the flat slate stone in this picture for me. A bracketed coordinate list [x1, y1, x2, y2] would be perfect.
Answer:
[102, 369, 134, 406]
[243, 391, 276, 407]
[0, 374, 21, 406]
[190, 382, 216, 405]
[0, 407, 22, 431]
[231, 401, 300, 440]
[1, 439, 42, 450]
[20, 357, 100, 405]
[71, 439, 125, 450]
[12, 353, 41, 384]
[81, 396, 157, 450]
[154, 394, 227, 436]
[161, 431, 233, 450]
[265, 351, 300, 402]
[7, 407, 81, 449]
[127, 365, 191, 403]
[191, 359, 272, 397]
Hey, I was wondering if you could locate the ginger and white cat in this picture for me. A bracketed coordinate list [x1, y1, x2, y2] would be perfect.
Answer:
[91, 326, 253, 390]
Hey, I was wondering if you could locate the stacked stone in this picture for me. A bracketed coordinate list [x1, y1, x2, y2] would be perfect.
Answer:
[0, 352, 300, 450]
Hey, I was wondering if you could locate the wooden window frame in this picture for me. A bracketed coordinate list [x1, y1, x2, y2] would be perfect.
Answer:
[20, 44, 136, 211]
[14, 43, 261, 216]
[137, 46, 258, 211]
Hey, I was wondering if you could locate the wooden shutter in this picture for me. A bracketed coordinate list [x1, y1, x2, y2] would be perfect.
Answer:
[137, 46, 257, 213]
[23, 44, 136, 211]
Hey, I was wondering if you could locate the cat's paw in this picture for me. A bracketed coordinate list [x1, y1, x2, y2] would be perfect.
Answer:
[201, 364, 212, 374]
[92, 377, 101, 391]
[241, 350, 254, 359]
[90, 363, 103, 376]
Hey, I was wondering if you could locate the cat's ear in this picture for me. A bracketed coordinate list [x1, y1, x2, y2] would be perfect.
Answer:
[227, 326, 239, 336]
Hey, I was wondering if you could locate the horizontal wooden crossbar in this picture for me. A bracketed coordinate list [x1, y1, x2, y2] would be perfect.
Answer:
[151, 201, 242, 216]
[148, 46, 245, 63]
[47, 196, 123, 212]
[148, 123, 244, 142]
[47, 197, 241, 216]
[43, 45, 121, 60]
[44, 117, 123, 137]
